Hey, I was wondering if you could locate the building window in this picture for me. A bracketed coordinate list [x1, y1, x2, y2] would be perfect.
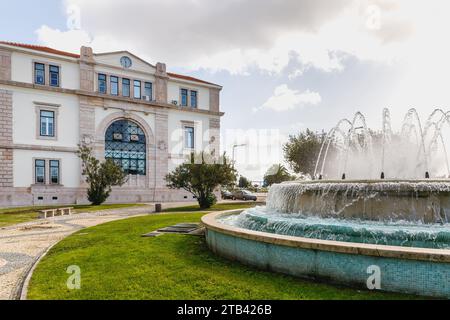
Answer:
[49, 160, 60, 184]
[49, 65, 60, 87]
[181, 89, 188, 107]
[40, 110, 55, 137]
[35, 160, 46, 184]
[98, 74, 107, 94]
[190, 90, 198, 108]
[134, 80, 141, 99]
[185, 126, 195, 149]
[105, 120, 146, 175]
[122, 78, 130, 97]
[110, 76, 119, 95]
[144, 82, 153, 100]
[34, 63, 45, 85]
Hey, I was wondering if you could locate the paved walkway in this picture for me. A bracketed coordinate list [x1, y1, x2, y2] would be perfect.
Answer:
[0, 202, 196, 300]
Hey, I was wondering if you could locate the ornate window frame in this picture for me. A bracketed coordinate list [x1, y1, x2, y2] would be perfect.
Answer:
[96, 112, 155, 182]
[32, 157, 63, 186]
[179, 87, 199, 108]
[32, 60, 62, 87]
[34, 102, 60, 141]
[181, 120, 196, 151]
[104, 119, 147, 176]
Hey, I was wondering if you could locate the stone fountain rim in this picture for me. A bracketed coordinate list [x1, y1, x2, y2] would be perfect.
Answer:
[202, 210, 450, 263]
[280, 179, 450, 184]
[275, 179, 450, 192]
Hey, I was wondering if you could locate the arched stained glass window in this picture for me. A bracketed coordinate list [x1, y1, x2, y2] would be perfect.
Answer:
[105, 120, 147, 175]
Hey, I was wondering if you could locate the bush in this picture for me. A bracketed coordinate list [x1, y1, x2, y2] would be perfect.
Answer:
[166, 152, 236, 209]
[199, 193, 217, 209]
[78, 144, 127, 205]
[263, 164, 294, 186]
[283, 129, 326, 175]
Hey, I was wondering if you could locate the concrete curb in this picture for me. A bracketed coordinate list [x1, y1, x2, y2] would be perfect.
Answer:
[15, 241, 60, 300]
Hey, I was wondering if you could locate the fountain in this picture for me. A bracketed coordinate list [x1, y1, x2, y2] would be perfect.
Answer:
[202, 108, 450, 298]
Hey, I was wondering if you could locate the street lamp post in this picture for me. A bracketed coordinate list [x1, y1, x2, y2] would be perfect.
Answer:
[232, 144, 246, 167]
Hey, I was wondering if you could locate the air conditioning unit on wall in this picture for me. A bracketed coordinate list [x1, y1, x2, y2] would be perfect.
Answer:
[142, 95, 151, 102]
[171, 100, 178, 106]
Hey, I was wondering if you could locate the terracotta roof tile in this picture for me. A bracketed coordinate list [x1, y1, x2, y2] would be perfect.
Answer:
[167, 72, 221, 87]
[0, 41, 80, 58]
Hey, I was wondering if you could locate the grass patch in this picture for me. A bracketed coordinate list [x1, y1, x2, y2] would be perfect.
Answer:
[0, 203, 145, 228]
[27, 211, 415, 300]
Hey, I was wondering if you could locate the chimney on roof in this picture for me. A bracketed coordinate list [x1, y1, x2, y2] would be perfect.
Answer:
[80, 46, 94, 63]
[156, 62, 167, 77]
[79, 46, 95, 92]
[155, 62, 168, 103]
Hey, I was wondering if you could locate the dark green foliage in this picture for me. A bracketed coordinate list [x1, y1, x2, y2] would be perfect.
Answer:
[166, 152, 237, 209]
[263, 164, 294, 186]
[283, 129, 326, 175]
[238, 176, 252, 188]
[78, 144, 127, 205]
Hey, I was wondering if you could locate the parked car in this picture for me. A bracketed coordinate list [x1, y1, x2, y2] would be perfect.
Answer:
[221, 190, 233, 200]
[232, 190, 257, 201]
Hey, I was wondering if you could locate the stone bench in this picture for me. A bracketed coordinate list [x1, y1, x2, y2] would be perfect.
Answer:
[39, 207, 74, 219]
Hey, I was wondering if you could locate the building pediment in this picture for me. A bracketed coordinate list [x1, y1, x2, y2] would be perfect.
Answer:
[94, 51, 156, 74]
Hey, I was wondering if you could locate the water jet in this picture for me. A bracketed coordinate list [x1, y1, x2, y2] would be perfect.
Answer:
[204, 108, 450, 298]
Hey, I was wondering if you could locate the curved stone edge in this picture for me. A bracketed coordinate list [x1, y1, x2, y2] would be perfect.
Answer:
[275, 179, 450, 193]
[15, 241, 60, 300]
[202, 210, 450, 263]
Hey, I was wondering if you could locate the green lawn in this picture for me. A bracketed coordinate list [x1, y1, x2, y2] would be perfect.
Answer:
[27, 206, 415, 300]
[0, 203, 145, 228]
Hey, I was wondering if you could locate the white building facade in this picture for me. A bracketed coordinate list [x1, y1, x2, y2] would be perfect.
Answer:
[0, 42, 223, 206]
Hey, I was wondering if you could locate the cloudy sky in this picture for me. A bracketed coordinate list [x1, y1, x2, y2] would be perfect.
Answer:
[2, 0, 450, 180]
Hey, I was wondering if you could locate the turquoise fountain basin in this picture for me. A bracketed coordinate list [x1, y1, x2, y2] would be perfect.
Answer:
[202, 210, 450, 298]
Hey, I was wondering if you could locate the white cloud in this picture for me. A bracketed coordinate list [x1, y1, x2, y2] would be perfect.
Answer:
[256, 84, 321, 112]
[34, 0, 450, 119]
[35, 25, 92, 53]
[35, 0, 354, 74]
[30, 0, 450, 180]
[33, 0, 450, 80]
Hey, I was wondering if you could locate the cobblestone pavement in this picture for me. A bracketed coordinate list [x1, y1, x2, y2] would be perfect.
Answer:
[0, 202, 197, 300]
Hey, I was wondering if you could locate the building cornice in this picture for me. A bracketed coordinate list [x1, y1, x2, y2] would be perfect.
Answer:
[94, 50, 157, 68]
[0, 79, 77, 94]
[93, 62, 156, 78]
[77, 90, 225, 117]
[0, 143, 78, 153]
[0, 80, 225, 117]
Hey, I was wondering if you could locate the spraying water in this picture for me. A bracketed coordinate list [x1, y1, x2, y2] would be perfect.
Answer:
[222, 108, 450, 249]
[313, 108, 450, 180]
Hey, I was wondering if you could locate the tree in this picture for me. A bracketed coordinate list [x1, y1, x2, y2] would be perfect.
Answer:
[283, 129, 326, 175]
[78, 144, 127, 205]
[238, 175, 251, 189]
[166, 152, 237, 209]
[263, 164, 293, 186]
